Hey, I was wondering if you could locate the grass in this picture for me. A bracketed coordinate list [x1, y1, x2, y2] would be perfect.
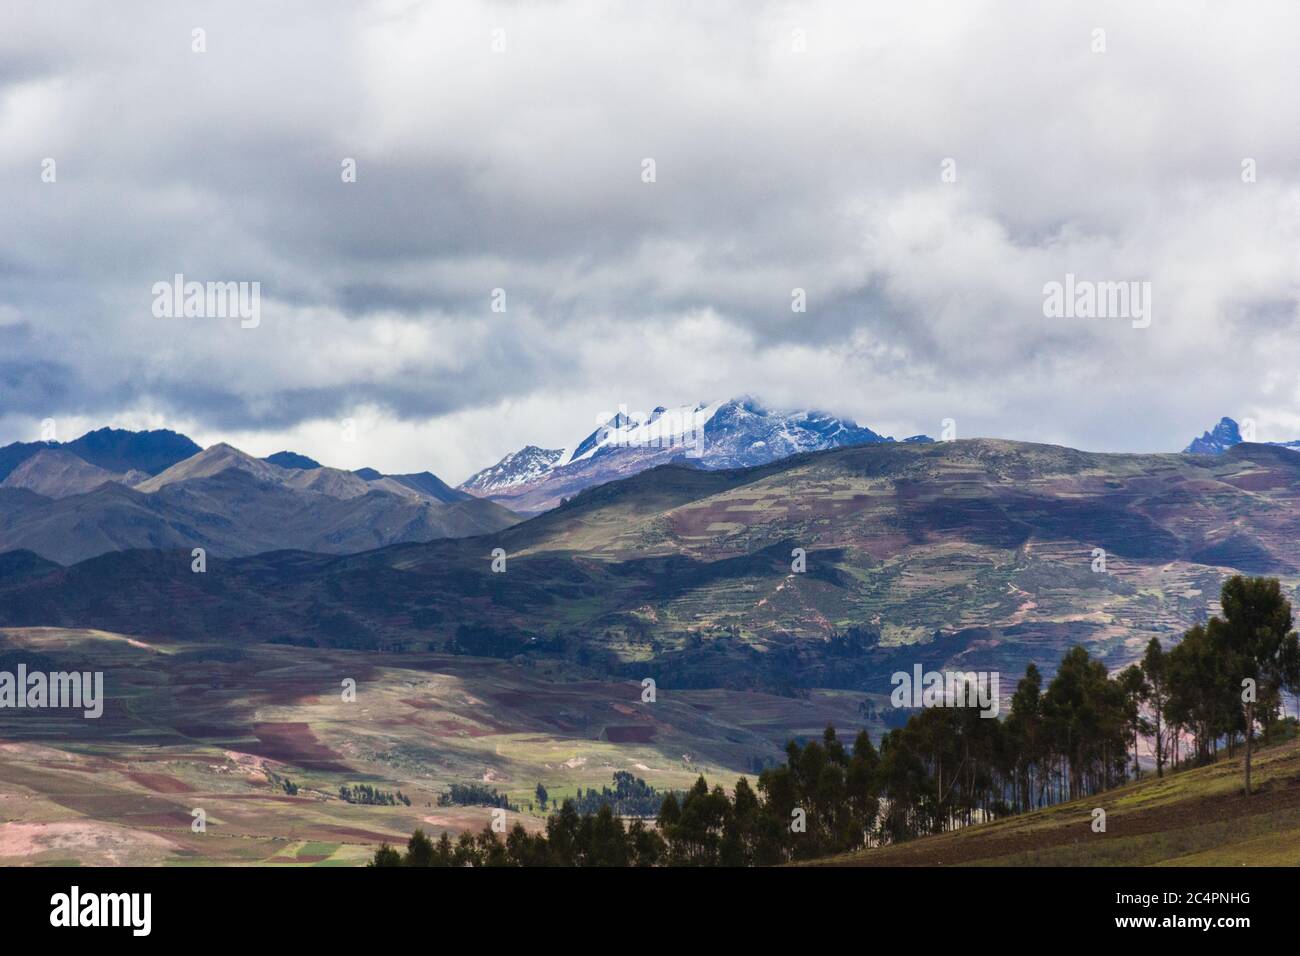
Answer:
[818, 735, 1300, 867]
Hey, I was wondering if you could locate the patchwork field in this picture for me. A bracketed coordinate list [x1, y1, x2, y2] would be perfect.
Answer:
[0, 627, 877, 866]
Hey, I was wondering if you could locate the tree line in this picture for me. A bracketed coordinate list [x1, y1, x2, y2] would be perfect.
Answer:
[371, 575, 1298, 866]
[342, 783, 410, 806]
[566, 771, 675, 817]
[438, 782, 517, 811]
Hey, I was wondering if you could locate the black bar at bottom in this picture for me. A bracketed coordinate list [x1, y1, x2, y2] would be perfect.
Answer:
[0, 865, 1273, 942]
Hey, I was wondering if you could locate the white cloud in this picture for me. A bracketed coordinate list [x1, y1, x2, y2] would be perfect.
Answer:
[3, 0, 1300, 481]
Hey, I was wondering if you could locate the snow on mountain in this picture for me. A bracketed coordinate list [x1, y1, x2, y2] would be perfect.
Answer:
[461, 445, 566, 494]
[563, 401, 723, 467]
[459, 397, 929, 512]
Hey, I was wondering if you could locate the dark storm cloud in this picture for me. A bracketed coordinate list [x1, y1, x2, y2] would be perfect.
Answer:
[3, 0, 1300, 479]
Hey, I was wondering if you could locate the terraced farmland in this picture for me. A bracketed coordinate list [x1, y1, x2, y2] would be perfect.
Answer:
[0, 627, 875, 865]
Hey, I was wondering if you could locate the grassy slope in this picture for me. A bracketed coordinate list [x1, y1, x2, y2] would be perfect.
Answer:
[818, 736, 1300, 866]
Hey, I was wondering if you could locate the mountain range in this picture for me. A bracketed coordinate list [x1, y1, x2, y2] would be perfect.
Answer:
[5, 436, 1299, 696]
[0, 435, 514, 564]
[0, 400, 930, 563]
[0, 427, 201, 483]
[459, 397, 933, 513]
[1, 409, 1294, 569]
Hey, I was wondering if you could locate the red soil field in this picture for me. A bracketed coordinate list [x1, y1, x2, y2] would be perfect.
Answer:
[127, 772, 195, 794]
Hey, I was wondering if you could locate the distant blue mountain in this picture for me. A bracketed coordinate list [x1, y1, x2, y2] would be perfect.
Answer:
[1184, 416, 1300, 455]
[66, 427, 202, 475]
[265, 450, 322, 470]
[383, 471, 470, 504]
[0, 427, 200, 481]
[1184, 417, 1244, 455]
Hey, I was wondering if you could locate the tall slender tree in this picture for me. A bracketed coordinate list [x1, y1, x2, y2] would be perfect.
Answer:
[1213, 576, 1300, 795]
[1117, 664, 1150, 780]
[1141, 638, 1169, 777]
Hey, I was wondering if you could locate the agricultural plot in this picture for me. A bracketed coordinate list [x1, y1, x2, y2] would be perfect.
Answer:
[0, 627, 875, 865]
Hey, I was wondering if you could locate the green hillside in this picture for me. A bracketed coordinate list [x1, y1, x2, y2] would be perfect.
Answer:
[817, 735, 1300, 866]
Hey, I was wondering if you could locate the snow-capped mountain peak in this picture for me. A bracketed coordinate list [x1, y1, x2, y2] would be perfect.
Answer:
[459, 397, 927, 512]
[460, 445, 565, 494]
[564, 401, 721, 467]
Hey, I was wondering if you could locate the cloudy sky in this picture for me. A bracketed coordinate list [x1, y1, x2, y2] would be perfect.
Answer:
[3, 0, 1300, 482]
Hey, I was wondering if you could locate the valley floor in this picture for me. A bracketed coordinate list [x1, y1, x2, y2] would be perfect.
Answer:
[0, 627, 874, 866]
